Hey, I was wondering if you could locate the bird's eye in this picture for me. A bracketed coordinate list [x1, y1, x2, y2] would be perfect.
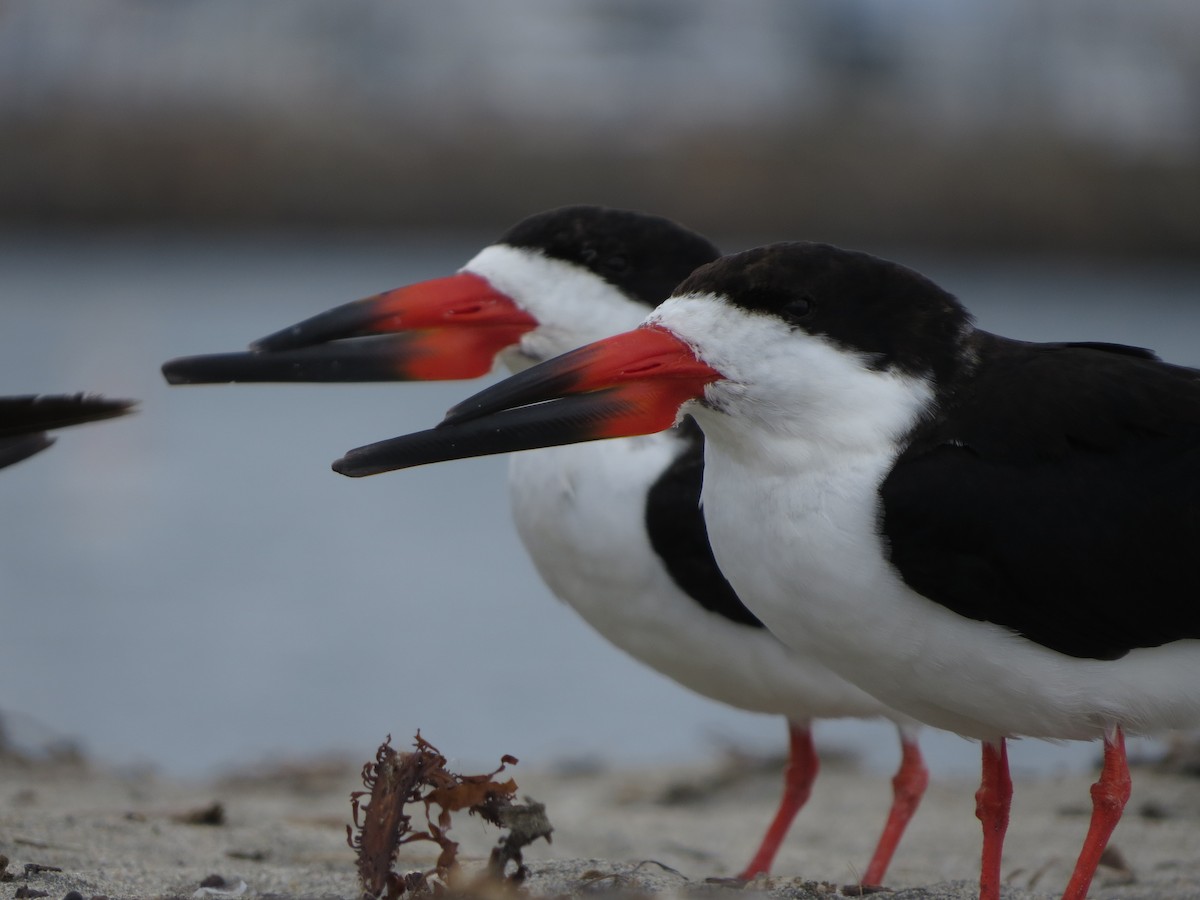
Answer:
[782, 296, 815, 325]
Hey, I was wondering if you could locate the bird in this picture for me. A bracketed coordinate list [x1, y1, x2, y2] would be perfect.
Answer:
[0, 393, 136, 470]
[332, 240, 1200, 900]
[163, 209, 929, 884]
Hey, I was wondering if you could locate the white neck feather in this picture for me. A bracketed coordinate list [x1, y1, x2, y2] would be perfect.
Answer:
[463, 244, 649, 372]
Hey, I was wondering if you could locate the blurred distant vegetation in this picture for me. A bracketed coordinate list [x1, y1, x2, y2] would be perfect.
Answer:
[2, 0, 1197, 258]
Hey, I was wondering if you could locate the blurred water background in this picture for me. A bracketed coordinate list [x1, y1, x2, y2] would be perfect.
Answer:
[1, 0, 1197, 780]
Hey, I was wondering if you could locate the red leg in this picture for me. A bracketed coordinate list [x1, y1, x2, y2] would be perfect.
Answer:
[1062, 726, 1131, 900]
[976, 738, 1012, 900]
[737, 720, 819, 880]
[859, 728, 929, 886]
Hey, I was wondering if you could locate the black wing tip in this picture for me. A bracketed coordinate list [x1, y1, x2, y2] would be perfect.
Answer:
[0, 433, 56, 470]
[69, 393, 139, 415]
[0, 394, 138, 444]
[97, 396, 139, 419]
[36, 393, 139, 422]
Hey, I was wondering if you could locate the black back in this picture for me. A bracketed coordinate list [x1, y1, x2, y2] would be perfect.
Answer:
[883, 334, 1200, 659]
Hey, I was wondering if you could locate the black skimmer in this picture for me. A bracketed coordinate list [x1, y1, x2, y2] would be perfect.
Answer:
[163, 210, 928, 883]
[0, 393, 136, 470]
[333, 240, 1200, 900]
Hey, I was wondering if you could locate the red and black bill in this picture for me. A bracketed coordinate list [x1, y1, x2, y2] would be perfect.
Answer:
[161, 272, 538, 385]
[332, 325, 721, 477]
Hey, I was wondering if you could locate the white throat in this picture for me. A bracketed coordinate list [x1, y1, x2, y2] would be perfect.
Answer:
[650, 294, 935, 473]
[463, 244, 650, 373]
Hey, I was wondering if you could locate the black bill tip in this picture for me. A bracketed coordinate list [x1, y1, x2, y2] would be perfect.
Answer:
[332, 389, 633, 478]
[161, 335, 426, 385]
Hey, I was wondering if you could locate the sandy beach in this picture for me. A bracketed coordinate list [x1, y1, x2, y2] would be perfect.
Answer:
[3, 740, 1199, 900]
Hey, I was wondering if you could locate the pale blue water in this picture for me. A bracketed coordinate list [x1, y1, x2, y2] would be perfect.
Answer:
[0, 229, 1195, 779]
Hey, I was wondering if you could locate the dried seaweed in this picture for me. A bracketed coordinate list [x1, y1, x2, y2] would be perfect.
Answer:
[348, 733, 550, 900]
[484, 798, 554, 884]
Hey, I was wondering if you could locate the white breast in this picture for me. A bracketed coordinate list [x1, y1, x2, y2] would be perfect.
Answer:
[697, 430, 1200, 743]
[506, 433, 899, 721]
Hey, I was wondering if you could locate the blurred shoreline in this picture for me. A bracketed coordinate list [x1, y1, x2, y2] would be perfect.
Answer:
[6, 115, 1197, 259]
[3, 0, 1197, 259]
